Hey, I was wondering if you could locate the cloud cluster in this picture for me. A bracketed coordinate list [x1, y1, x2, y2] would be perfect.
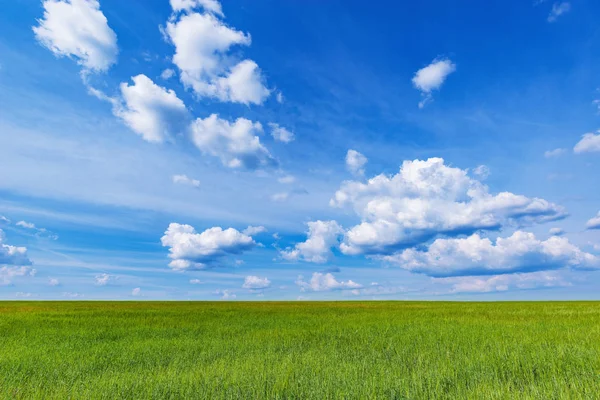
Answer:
[280, 221, 343, 263]
[190, 114, 277, 169]
[412, 59, 456, 107]
[161, 223, 256, 270]
[383, 231, 599, 277]
[295, 272, 362, 292]
[242, 275, 271, 290]
[331, 157, 567, 256]
[33, 0, 118, 73]
[0, 230, 32, 266]
[164, 2, 270, 104]
[436, 271, 571, 294]
[0, 266, 36, 286]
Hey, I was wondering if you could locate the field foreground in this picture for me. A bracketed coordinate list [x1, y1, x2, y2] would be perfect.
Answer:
[0, 301, 598, 399]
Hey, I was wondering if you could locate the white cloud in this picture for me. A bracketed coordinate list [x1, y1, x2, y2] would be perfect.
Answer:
[0, 230, 32, 266]
[276, 91, 284, 103]
[161, 222, 256, 270]
[280, 220, 343, 263]
[295, 272, 362, 292]
[189, 278, 203, 284]
[161, 68, 176, 80]
[115, 75, 188, 143]
[268, 123, 295, 143]
[544, 148, 566, 158]
[242, 226, 266, 236]
[170, 0, 223, 16]
[412, 59, 456, 108]
[0, 216, 10, 224]
[331, 158, 567, 256]
[190, 114, 276, 169]
[271, 192, 289, 202]
[131, 287, 141, 296]
[574, 132, 600, 154]
[16, 221, 36, 229]
[94, 273, 112, 286]
[164, 9, 270, 104]
[242, 275, 271, 289]
[49, 278, 60, 286]
[383, 231, 599, 277]
[0, 266, 36, 286]
[63, 292, 84, 298]
[278, 175, 295, 184]
[173, 174, 200, 188]
[346, 149, 368, 176]
[33, 0, 118, 73]
[548, 2, 571, 22]
[586, 212, 600, 230]
[549, 227, 564, 236]
[215, 289, 236, 299]
[472, 165, 490, 180]
[436, 271, 571, 294]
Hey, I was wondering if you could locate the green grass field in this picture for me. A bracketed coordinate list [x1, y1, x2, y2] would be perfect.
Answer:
[0, 301, 598, 399]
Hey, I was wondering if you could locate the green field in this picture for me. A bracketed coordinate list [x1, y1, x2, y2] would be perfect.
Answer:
[0, 302, 599, 399]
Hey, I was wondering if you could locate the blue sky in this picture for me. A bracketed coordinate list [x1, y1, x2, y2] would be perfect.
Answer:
[1, 0, 599, 300]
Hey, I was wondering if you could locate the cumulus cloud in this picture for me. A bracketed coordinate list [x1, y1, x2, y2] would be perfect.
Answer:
[15, 221, 36, 229]
[115, 75, 189, 143]
[33, 0, 118, 73]
[331, 158, 567, 256]
[549, 227, 564, 236]
[161, 223, 256, 270]
[94, 273, 112, 286]
[164, 5, 270, 104]
[131, 287, 141, 296]
[280, 221, 343, 263]
[574, 132, 600, 154]
[346, 149, 368, 176]
[295, 272, 362, 292]
[586, 212, 600, 230]
[190, 114, 276, 169]
[0, 266, 36, 286]
[544, 148, 566, 158]
[548, 2, 571, 22]
[412, 59, 456, 108]
[161, 68, 176, 80]
[0, 230, 32, 266]
[173, 174, 200, 188]
[268, 123, 295, 143]
[242, 275, 271, 290]
[382, 231, 599, 277]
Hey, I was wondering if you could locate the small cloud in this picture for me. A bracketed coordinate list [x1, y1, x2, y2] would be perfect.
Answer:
[161, 68, 175, 80]
[16, 221, 36, 229]
[268, 123, 295, 143]
[472, 165, 490, 180]
[242, 275, 271, 290]
[276, 91, 284, 103]
[412, 58, 456, 108]
[271, 192, 289, 202]
[586, 212, 600, 230]
[189, 279, 203, 284]
[132, 287, 141, 296]
[215, 289, 236, 300]
[574, 132, 600, 154]
[296, 272, 362, 292]
[544, 148, 566, 158]
[95, 273, 113, 286]
[278, 175, 295, 184]
[62, 292, 84, 298]
[547, 2, 571, 22]
[549, 227, 564, 236]
[173, 174, 200, 188]
[242, 226, 267, 236]
[346, 150, 368, 176]
[0, 216, 10, 224]
[48, 278, 60, 286]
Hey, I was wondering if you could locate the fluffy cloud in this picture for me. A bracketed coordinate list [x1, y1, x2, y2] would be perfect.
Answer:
[161, 223, 256, 270]
[164, 6, 270, 104]
[173, 174, 200, 188]
[295, 272, 362, 292]
[242, 275, 271, 289]
[548, 2, 571, 22]
[412, 59, 456, 107]
[0, 266, 36, 286]
[94, 273, 112, 286]
[383, 231, 599, 277]
[33, 0, 118, 73]
[436, 271, 571, 294]
[346, 149, 368, 176]
[115, 75, 189, 143]
[586, 212, 600, 230]
[544, 148, 566, 158]
[190, 114, 276, 169]
[161, 68, 176, 80]
[15, 221, 36, 229]
[268, 123, 295, 143]
[280, 221, 343, 263]
[549, 227, 564, 236]
[242, 226, 266, 236]
[170, 0, 223, 16]
[574, 132, 600, 154]
[331, 158, 567, 256]
[0, 230, 32, 266]
[131, 287, 141, 296]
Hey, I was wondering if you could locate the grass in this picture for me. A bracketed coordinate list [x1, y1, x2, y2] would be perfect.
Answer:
[0, 301, 598, 399]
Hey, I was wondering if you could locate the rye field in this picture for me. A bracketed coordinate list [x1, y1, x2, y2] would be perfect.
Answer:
[0, 301, 598, 399]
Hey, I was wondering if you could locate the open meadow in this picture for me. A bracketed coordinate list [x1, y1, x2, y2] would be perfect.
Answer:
[0, 301, 599, 399]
